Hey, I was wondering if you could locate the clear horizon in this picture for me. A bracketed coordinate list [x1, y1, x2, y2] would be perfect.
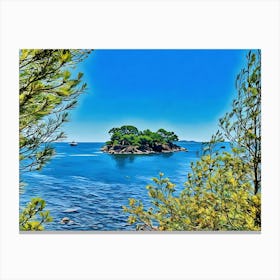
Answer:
[63, 49, 248, 142]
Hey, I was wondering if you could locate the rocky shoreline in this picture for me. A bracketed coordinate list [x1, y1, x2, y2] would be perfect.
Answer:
[101, 143, 187, 155]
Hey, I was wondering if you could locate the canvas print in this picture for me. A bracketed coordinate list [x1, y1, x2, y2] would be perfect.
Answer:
[19, 49, 261, 231]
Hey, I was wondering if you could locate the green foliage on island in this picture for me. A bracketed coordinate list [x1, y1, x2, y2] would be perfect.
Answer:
[104, 126, 179, 151]
[123, 50, 261, 231]
[19, 49, 91, 230]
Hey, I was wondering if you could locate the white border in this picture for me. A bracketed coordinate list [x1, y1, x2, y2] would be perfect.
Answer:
[1, 0, 279, 279]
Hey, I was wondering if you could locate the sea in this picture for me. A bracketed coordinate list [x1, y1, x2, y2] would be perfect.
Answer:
[19, 141, 227, 231]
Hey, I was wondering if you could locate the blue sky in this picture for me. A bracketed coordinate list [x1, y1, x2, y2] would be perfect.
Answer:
[63, 49, 248, 142]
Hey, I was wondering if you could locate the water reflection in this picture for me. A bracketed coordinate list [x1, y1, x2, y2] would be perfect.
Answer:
[111, 152, 174, 169]
[111, 154, 136, 168]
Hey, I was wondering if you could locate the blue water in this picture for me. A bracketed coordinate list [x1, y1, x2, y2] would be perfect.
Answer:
[20, 142, 218, 231]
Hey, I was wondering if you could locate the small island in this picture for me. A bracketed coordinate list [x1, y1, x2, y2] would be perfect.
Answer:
[101, 125, 187, 154]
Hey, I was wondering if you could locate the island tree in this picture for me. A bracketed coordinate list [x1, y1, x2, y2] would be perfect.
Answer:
[157, 128, 179, 144]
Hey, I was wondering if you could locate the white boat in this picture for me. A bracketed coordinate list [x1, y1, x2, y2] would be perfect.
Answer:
[69, 141, 78, 146]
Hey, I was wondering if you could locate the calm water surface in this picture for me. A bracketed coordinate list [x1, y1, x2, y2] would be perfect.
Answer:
[20, 142, 215, 231]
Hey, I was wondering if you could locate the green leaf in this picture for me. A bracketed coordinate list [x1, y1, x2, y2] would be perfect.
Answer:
[63, 70, 71, 80]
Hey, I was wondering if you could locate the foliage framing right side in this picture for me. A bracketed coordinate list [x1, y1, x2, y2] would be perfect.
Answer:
[123, 50, 261, 231]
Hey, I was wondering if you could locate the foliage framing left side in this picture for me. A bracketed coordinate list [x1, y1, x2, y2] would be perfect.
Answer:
[19, 49, 91, 230]
[19, 49, 91, 172]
